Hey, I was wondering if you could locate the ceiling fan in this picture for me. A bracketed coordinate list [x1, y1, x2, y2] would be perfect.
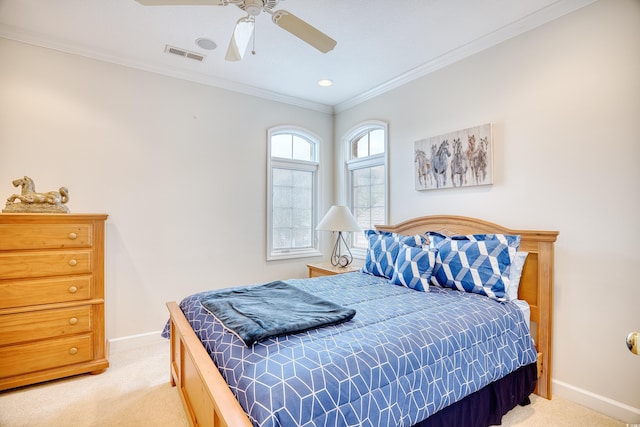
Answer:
[134, 0, 337, 61]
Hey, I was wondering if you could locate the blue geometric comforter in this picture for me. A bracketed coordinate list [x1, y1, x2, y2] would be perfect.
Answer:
[162, 272, 537, 427]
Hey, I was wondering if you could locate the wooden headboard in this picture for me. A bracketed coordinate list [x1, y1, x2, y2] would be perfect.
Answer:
[376, 215, 559, 399]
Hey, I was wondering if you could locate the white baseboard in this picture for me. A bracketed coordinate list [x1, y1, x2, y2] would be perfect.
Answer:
[107, 330, 167, 355]
[554, 379, 640, 424]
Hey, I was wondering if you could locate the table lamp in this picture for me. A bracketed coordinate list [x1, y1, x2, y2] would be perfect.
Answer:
[316, 205, 362, 267]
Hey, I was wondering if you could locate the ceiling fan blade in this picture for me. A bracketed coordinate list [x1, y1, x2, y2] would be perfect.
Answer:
[134, 0, 225, 5]
[225, 17, 255, 61]
[271, 10, 336, 54]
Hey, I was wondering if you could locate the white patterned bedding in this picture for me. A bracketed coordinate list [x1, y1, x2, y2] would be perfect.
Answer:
[163, 272, 537, 427]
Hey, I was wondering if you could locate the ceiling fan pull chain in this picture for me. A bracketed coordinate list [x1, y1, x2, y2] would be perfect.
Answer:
[252, 20, 257, 55]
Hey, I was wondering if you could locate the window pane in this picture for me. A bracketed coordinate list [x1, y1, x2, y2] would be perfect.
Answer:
[369, 129, 385, 155]
[273, 169, 293, 208]
[353, 231, 368, 249]
[272, 168, 314, 251]
[370, 165, 385, 184]
[272, 168, 293, 187]
[292, 170, 312, 189]
[354, 134, 368, 158]
[292, 224, 312, 248]
[271, 134, 292, 159]
[273, 207, 292, 228]
[292, 136, 312, 161]
[371, 183, 385, 207]
[352, 167, 370, 187]
[353, 185, 370, 209]
[351, 165, 385, 249]
[273, 227, 292, 250]
[351, 130, 385, 159]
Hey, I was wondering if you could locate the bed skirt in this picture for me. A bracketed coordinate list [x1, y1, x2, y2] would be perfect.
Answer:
[414, 362, 537, 427]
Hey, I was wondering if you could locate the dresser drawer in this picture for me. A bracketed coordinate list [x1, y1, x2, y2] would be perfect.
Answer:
[0, 305, 92, 346]
[0, 276, 92, 309]
[0, 250, 92, 280]
[0, 334, 93, 378]
[0, 223, 92, 250]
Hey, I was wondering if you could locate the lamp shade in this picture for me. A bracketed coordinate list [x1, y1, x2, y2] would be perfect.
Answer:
[316, 205, 361, 232]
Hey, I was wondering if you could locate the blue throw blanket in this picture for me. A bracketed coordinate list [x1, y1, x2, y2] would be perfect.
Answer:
[199, 281, 356, 346]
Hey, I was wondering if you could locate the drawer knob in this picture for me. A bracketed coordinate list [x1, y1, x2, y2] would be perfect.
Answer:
[68, 286, 78, 293]
[69, 317, 78, 325]
[68, 232, 78, 240]
[69, 347, 78, 355]
[68, 259, 78, 266]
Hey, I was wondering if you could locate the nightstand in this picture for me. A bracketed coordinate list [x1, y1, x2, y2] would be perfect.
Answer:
[307, 261, 361, 278]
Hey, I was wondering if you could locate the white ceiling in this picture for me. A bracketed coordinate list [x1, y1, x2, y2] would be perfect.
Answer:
[0, 0, 595, 112]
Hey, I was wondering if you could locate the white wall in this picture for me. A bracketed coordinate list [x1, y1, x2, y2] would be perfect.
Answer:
[335, 0, 640, 422]
[0, 37, 333, 341]
[2, 0, 639, 423]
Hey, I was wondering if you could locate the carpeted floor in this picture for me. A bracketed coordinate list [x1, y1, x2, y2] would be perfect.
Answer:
[0, 340, 626, 426]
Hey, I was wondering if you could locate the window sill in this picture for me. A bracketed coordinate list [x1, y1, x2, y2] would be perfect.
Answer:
[267, 249, 323, 262]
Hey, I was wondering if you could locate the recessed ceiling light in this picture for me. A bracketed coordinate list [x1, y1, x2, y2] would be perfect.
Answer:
[318, 79, 333, 87]
[195, 38, 217, 50]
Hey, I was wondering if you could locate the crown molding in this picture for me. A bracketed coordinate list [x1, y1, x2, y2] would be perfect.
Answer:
[1, 0, 596, 116]
[0, 26, 334, 115]
[334, 0, 597, 113]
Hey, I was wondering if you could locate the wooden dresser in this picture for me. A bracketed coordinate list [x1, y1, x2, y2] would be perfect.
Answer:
[0, 213, 108, 390]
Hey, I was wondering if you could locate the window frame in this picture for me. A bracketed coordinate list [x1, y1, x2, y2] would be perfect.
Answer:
[267, 125, 322, 261]
[341, 121, 389, 258]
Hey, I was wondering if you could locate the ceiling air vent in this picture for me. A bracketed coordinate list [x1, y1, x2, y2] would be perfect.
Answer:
[164, 45, 205, 62]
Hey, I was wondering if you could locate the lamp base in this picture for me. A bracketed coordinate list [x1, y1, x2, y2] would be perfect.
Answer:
[330, 231, 353, 268]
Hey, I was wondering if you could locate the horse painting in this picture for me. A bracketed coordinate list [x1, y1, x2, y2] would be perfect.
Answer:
[472, 137, 489, 183]
[4, 176, 69, 213]
[414, 149, 432, 188]
[464, 135, 489, 185]
[450, 138, 468, 187]
[431, 140, 451, 188]
[414, 124, 492, 191]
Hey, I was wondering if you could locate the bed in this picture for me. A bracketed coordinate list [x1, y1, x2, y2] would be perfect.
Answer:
[164, 215, 558, 426]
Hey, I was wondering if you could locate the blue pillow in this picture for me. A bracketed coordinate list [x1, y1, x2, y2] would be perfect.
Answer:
[425, 231, 447, 249]
[361, 230, 427, 279]
[390, 245, 438, 292]
[431, 233, 521, 301]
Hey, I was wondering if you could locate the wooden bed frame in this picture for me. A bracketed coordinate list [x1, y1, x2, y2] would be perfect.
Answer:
[166, 215, 558, 427]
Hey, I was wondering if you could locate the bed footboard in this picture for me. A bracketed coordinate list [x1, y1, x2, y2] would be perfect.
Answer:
[166, 302, 252, 427]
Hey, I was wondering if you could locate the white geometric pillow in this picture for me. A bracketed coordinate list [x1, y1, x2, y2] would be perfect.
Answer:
[506, 251, 528, 301]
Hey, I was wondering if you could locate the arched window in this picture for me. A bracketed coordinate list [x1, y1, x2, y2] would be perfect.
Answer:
[343, 121, 388, 250]
[267, 126, 321, 260]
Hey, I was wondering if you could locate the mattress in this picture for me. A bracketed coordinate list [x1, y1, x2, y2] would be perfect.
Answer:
[163, 271, 537, 427]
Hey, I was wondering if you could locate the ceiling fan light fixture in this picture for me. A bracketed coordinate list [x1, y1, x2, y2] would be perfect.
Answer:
[243, 0, 264, 16]
[318, 79, 333, 87]
[225, 16, 255, 61]
[138, 0, 334, 62]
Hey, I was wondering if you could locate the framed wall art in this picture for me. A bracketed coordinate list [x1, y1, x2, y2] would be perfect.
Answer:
[414, 123, 493, 191]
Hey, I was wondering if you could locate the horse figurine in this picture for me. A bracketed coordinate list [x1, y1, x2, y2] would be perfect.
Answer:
[4, 176, 70, 213]
[431, 140, 451, 188]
